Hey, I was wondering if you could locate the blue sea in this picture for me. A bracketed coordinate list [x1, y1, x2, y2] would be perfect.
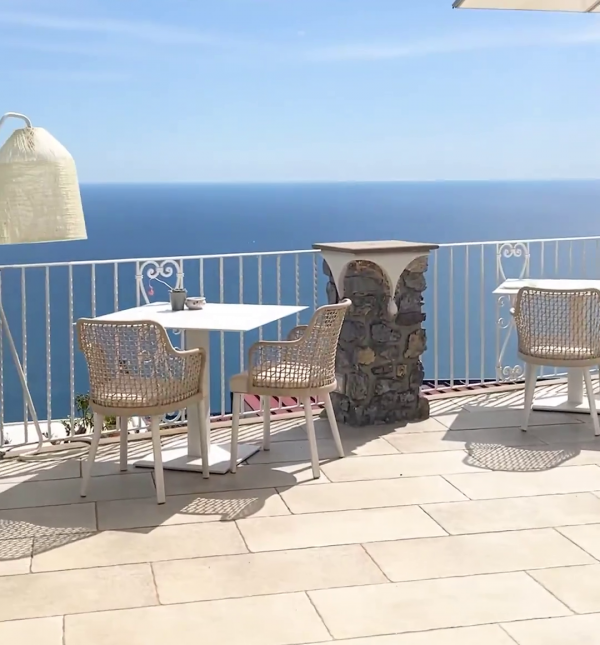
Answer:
[3, 181, 600, 266]
[2, 181, 600, 428]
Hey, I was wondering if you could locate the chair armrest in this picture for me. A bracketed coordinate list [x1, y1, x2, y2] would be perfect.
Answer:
[169, 347, 207, 394]
[168, 346, 206, 359]
[153, 323, 206, 361]
[287, 325, 308, 341]
[248, 339, 300, 363]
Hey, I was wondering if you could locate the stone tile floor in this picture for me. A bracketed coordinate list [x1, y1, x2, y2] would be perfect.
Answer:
[3, 382, 600, 643]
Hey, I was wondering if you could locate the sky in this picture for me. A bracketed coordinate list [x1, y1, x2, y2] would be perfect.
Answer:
[1, 0, 600, 182]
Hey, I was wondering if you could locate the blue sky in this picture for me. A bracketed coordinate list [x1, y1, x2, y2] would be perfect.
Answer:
[2, 0, 600, 182]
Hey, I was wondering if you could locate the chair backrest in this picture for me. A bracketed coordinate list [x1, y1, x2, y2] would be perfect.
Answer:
[77, 318, 204, 411]
[513, 287, 600, 361]
[296, 299, 352, 388]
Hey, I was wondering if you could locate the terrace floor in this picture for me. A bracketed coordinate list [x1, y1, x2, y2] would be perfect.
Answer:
[2, 382, 600, 644]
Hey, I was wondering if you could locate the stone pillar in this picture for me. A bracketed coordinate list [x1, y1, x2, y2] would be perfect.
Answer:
[313, 241, 438, 427]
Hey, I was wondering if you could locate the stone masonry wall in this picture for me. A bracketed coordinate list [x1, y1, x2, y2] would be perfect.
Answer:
[326, 258, 430, 426]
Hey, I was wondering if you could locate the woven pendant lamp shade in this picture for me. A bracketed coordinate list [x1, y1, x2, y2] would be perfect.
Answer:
[0, 126, 86, 244]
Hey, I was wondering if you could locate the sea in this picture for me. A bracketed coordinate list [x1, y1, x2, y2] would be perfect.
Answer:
[2, 180, 600, 431]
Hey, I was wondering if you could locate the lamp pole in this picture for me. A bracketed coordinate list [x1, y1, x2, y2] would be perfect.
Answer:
[0, 113, 45, 456]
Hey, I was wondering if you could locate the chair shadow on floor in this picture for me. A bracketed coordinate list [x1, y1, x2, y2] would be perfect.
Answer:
[2, 399, 594, 562]
[464, 443, 581, 472]
[446, 398, 597, 472]
[0, 414, 370, 562]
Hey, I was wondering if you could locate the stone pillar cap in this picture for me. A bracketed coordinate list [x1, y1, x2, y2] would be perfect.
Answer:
[314, 239, 438, 316]
[313, 240, 439, 254]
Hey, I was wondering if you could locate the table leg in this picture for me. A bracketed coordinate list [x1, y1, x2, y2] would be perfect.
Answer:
[567, 368, 585, 405]
[134, 329, 260, 474]
[185, 330, 210, 458]
[532, 367, 596, 414]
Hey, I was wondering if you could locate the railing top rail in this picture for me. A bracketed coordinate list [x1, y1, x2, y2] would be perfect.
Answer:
[0, 248, 319, 271]
[437, 235, 600, 248]
[2, 234, 600, 271]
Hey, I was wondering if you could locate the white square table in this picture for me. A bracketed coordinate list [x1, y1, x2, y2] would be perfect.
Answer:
[494, 278, 600, 414]
[94, 302, 307, 473]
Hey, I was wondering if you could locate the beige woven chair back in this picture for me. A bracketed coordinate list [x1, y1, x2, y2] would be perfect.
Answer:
[513, 287, 600, 363]
[300, 299, 352, 388]
[77, 319, 204, 413]
[249, 299, 351, 391]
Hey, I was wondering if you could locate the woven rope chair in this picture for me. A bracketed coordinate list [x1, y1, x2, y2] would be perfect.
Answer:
[77, 319, 207, 504]
[229, 299, 352, 478]
[514, 287, 600, 436]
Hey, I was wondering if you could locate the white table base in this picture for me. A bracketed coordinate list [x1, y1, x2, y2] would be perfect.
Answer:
[134, 443, 261, 475]
[533, 367, 599, 414]
[134, 328, 259, 475]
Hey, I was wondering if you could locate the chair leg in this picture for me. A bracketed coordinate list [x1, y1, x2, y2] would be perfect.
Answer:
[230, 393, 241, 473]
[303, 397, 320, 479]
[151, 416, 165, 504]
[198, 400, 210, 479]
[204, 402, 211, 459]
[521, 363, 538, 432]
[323, 393, 344, 458]
[81, 413, 103, 497]
[262, 396, 271, 451]
[119, 416, 128, 472]
[583, 369, 600, 437]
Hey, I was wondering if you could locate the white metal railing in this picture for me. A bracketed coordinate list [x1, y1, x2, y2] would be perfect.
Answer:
[1, 235, 599, 448]
[0, 250, 321, 448]
[429, 235, 600, 389]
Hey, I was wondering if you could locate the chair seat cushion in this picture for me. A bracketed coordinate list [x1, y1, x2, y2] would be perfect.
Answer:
[230, 364, 335, 394]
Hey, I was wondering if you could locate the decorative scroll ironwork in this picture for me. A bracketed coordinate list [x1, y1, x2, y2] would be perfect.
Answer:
[136, 259, 184, 304]
[497, 242, 529, 282]
[135, 259, 187, 426]
[496, 242, 530, 381]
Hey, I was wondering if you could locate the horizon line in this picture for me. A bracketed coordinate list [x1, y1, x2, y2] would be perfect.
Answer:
[78, 178, 600, 186]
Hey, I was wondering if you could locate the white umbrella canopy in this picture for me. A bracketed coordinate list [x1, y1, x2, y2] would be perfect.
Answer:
[453, 0, 600, 11]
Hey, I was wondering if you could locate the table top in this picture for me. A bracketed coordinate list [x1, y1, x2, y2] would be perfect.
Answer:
[94, 302, 307, 332]
[494, 278, 600, 295]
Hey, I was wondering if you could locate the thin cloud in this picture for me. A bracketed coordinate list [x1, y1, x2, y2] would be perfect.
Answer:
[0, 11, 219, 46]
[0, 38, 116, 57]
[11, 69, 130, 82]
[0, 37, 189, 63]
[306, 27, 600, 62]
